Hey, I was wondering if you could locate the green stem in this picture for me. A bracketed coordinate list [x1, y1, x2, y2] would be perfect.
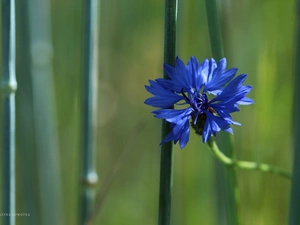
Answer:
[204, 0, 240, 225]
[204, 0, 223, 60]
[158, 1, 177, 225]
[1, 0, 17, 225]
[289, 0, 300, 224]
[81, 0, 100, 224]
[207, 138, 291, 179]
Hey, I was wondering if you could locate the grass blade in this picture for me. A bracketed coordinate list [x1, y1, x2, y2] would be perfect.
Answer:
[80, 0, 100, 224]
[288, 1, 300, 224]
[1, 0, 17, 224]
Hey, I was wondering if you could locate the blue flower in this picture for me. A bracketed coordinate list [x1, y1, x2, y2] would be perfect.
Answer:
[145, 56, 253, 149]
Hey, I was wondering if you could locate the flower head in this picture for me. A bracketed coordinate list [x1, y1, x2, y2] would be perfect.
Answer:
[145, 56, 253, 149]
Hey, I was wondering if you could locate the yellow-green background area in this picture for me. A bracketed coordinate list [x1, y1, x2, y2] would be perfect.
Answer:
[0, 0, 294, 224]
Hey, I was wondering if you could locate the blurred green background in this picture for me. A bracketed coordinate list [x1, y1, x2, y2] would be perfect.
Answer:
[0, 0, 295, 224]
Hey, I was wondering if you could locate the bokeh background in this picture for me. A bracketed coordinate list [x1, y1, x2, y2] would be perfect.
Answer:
[0, 0, 295, 224]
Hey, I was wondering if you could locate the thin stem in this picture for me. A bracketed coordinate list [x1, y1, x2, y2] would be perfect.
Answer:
[1, 0, 17, 225]
[289, 0, 300, 224]
[207, 138, 291, 179]
[204, 1, 240, 225]
[158, 1, 177, 225]
[81, 0, 100, 224]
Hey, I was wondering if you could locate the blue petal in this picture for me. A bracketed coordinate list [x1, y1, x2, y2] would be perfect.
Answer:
[229, 86, 252, 104]
[208, 88, 223, 96]
[209, 101, 240, 113]
[204, 58, 233, 92]
[203, 111, 232, 140]
[161, 126, 180, 145]
[214, 58, 227, 75]
[180, 58, 194, 89]
[176, 57, 192, 88]
[153, 108, 192, 123]
[199, 59, 209, 84]
[145, 80, 176, 96]
[155, 78, 182, 93]
[144, 97, 181, 108]
[213, 108, 241, 126]
[204, 67, 238, 93]
[179, 121, 190, 149]
[202, 118, 212, 143]
[219, 85, 253, 106]
[144, 80, 184, 108]
[160, 119, 190, 149]
[163, 57, 192, 91]
[224, 128, 233, 134]
[237, 97, 254, 105]
[173, 118, 187, 134]
[205, 58, 217, 85]
[164, 64, 188, 91]
[187, 56, 206, 93]
[209, 74, 248, 103]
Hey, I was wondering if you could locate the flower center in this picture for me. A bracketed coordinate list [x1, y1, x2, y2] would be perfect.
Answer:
[191, 113, 206, 135]
[181, 89, 216, 136]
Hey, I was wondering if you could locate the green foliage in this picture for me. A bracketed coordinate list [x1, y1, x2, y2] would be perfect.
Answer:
[289, 0, 300, 224]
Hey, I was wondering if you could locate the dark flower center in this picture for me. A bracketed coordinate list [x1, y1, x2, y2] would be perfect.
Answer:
[181, 89, 217, 136]
[191, 113, 206, 135]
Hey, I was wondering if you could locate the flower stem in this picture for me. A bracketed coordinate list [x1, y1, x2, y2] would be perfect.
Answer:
[158, 1, 177, 225]
[1, 1, 17, 225]
[204, 1, 240, 225]
[207, 138, 291, 179]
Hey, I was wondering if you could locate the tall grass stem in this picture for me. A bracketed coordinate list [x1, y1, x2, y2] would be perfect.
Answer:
[81, 0, 100, 224]
[204, 1, 240, 225]
[288, 1, 300, 224]
[158, 1, 177, 225]
[1, 0, 17, 224]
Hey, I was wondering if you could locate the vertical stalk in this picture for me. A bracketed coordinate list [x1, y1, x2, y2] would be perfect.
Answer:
[1, 0, 17, 225]
[158, 1, 177, 225]
[28, 1, 65, 225]
[204, 1, 240, 225]
[17, 0, 40, 224]
[204, 0, 224, 59]
[80, 0, 99, 224]
[289, 1, 300, 224]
